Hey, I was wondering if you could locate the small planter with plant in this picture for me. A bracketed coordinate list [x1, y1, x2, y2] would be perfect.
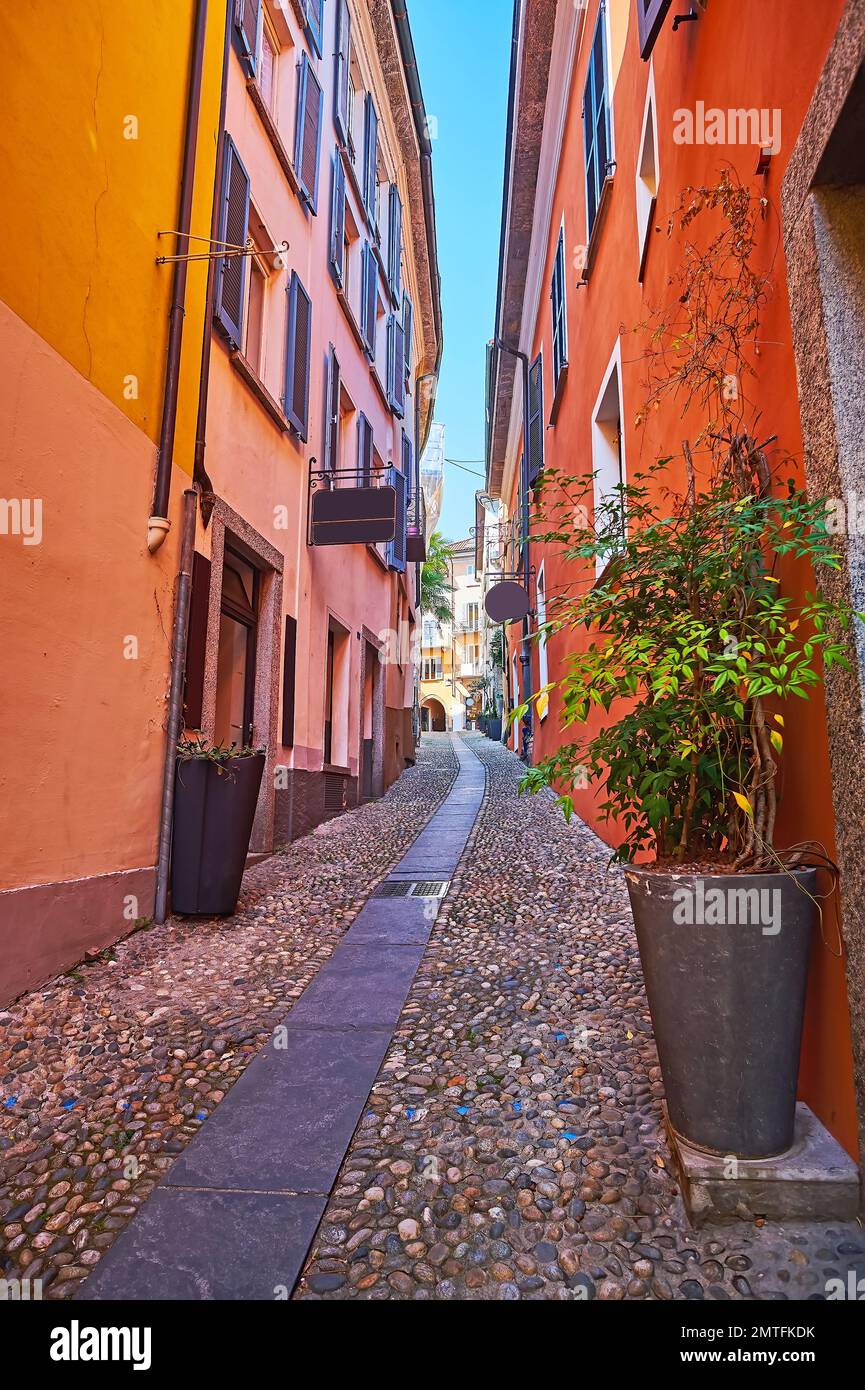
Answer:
[172, 736, 266, 916]
[518, 175, 860, 1158]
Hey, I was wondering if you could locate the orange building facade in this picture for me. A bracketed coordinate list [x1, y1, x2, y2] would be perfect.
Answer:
[0, 0, 440, 1004]
[487, 0, 865, 1165]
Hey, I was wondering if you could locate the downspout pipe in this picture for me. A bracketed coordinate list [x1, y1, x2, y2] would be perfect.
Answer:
[194, 0, 234, 523]
[494, 336, 533, 757]
[147, 0, 209, 554]
[390, 1, 443, 429]
[154, 489, 198, 923]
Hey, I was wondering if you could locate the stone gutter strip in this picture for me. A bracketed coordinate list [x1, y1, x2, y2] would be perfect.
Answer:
[77, 737, 484, 1300]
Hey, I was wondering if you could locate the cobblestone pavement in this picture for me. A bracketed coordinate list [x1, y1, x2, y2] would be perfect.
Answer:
[297, 734, 865, 1301]
[0, 737, 459, 1299]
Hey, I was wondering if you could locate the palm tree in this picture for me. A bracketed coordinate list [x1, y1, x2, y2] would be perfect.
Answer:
[420, 530, 454, 624]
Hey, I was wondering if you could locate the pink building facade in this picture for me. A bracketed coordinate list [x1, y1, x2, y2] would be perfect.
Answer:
[186, 0, 441, 846]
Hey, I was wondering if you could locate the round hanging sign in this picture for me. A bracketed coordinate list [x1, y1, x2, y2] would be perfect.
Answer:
[484, 580, 531, 623]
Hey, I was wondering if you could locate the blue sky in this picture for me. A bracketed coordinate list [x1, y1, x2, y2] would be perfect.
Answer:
[410, 0, 512, 540]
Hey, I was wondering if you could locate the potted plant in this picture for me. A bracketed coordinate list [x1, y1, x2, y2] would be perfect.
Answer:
[172, 736, 265, 916]
[518, 175, 859, 1158]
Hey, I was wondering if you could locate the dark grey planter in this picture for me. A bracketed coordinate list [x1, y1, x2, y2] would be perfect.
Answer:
[485, 718, 502, 741]
[171, 753, 265, 915]
[624, 866, 817, 1158]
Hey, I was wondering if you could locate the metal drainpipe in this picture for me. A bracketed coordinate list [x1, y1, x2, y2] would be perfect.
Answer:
[494, 337, 533, 759]
[154, 488, 198, 923]
[147, 0, 209, 554]
[194, 0, 234, 515]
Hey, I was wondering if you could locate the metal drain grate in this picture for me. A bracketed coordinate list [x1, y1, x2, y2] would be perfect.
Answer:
[372, 880, 450, 899]
[409, 880, 449, 898]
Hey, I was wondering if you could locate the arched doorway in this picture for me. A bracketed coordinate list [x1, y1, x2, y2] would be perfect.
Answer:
[422, 698, 447, 732]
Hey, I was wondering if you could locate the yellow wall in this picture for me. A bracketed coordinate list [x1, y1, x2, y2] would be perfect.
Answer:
[0, 0, 226, 469]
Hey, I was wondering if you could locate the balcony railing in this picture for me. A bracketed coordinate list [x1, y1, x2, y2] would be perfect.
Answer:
[407, 485, 427, 562]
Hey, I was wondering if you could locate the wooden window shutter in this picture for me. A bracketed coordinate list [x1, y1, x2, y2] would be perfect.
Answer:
[388, 314, 405, 417]
[329, 153, 346, 287]
[334, 0, 351, 142]
[527, 353, 544, 484]
[234, 0, 261, 73]
[636, 0, 673, 60]
[387, 184, 402, 302]
[551, 227, 568, 385]
[283, 270, 312, 439]
[214, 136, 251, 347]
[295, 53, 323, 213]
[281, 614, 297, 747]
[306, 0, 325, 57]
[183, 552, 211, 729]
[402, 293, 413, 378]
[363, 93, 378, 224]
[387, 468, 407, 572]
[402, 429, 413, 505]
[357, 412, 373, 485]
[361, 241, 377, 358]
[322, 344, 340, 472]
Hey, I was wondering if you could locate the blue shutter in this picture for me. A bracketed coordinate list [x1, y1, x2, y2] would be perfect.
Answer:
[363, 93, 378, 225]
[402, 293, 413, 377]
[214, 135, 250, 347]
[329, 153, 346, 287]
[233, 0, 261, 74]
[357, 413, 373, 485]
[387, 314, 405, 417]
[283, 271, 313, 439]
[305, 0, 325, 57]
[361, 241, 377, 358]
[551, 227, 568, 385]
[334, 0, 351, 142]
[387, 184, 402, 303]
[323, 345, 340, 472]
[583, 4, 611, 241]
[295, 53, 323, 213]
[387, 468, 407, 572]
[527, 353, 544, 484]
[402, 429, 413, 506]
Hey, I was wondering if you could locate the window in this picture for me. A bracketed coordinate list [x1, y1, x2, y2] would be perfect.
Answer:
[550, 221, 568, 401]
[357, 412, 373, 485]
[387, 311, 406, 417]
[244, 238, 267, 376]
[322, 345, 341, 472]
[526, 352, 544, 484]
[387, 184, 402, 303]
[305, 0, 325, 58]
[258, 14, 278, 112]
[294, 53, 323, 213]
[583, 2, 613, 243]
[329, 153, 346, 287]
[536, 562, 549, 720]
[233, 0, 262, 75]
[334, 0, 352, 142]
[635, 0, 673, 60]
[464, 602, 479, 631]
[215, 136, 251, 348]
[591, 341, 627, 576]
[362, 93, 378, 225]
[283, 270, 312, 439]
[422, 656, 442, 681]
[636, 66, 658, 280]
[386, 467, 407, 572]
[360, 240, 377, 356]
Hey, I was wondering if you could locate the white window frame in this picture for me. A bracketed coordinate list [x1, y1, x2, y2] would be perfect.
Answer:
[536, 560, 549, 717]
[635, 61, 659, 281]
[591, 338, 627, 577]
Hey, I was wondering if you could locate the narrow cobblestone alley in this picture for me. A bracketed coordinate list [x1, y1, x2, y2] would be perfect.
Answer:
[296, 735, 865, 1302]
[2, 734, 864, 1303]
